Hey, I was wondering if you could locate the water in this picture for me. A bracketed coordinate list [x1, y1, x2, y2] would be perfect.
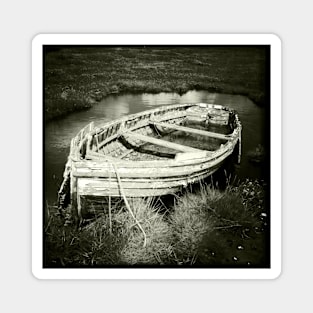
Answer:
[45, 90, 268, 204]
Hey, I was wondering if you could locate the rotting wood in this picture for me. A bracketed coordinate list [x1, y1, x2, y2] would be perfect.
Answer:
[119, 148, 134, 159]
[77, 169, 219, 184]
[175, 151, 210, 161]
[151, 121, 231, 140]
[76, 165, 222, 198]
[76, 143, 233, 169]
[77, 186, 179, 197]
[123, 132, 204, 153]
[73, 149, 234, 179]
[86, 151, 119, 161]
[95, 111, 187, 151]
[76, 166, 221, 191]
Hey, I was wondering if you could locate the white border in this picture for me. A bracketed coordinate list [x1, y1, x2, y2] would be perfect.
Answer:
[32, 34, 281, 279]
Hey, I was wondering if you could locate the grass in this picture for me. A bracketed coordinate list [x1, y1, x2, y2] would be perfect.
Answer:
[44, 46, 269, 121]
[119, 198, 174, 265]
[44, 179, 269, 268]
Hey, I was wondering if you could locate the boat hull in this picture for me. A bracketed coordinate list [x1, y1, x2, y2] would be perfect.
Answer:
[57, 103, 242, 217]
[74, 150, 233, 198]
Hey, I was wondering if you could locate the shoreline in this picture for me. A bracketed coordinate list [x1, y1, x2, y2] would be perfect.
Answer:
[44, 46, 269, 122]
[45, 88, 263, 123]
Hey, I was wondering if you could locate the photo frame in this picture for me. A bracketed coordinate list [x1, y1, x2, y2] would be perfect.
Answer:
[32, 34, 281, 279]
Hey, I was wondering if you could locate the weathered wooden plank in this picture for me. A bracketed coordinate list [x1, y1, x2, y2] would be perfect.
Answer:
[175, 151, 210, 161]
[77, 163, 220, 185]
[151, 121, 230, 140]
[75, 140, 236, 169]
[72, 148, 234, 179]
[123, 132, 204, 153]
[76, 164, 222, 197]
[77, 167, 218, 191]
[86, 151, 120, 162]
[79, 186, 179, 197]
[78, 178, 181, 191]
[119, 148, 134, 159]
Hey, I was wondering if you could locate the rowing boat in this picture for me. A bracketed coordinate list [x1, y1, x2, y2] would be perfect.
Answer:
[58, 103, 242, 218]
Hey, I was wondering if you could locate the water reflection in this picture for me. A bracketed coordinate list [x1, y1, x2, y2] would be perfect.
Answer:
[180, 91, 217, 104]
[141, 93, 181, 106]
[102, 99, 129, 121]
[140, 91, 219, 107]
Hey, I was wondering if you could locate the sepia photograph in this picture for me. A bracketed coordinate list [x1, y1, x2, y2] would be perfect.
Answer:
[32, 34, 281, 279]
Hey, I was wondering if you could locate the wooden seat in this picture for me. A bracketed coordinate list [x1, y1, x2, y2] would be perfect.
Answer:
[150, 121, 230, 140]
[123, 131, 204, 153]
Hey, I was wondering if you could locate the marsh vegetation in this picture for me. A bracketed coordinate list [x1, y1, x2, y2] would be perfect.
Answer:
[44, 178, 269, 268]
[45, 46, 269, 121]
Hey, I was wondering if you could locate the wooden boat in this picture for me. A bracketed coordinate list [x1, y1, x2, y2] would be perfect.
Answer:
[58, 103, 242, 218]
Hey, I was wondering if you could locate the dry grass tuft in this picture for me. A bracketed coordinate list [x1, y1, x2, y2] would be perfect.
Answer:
[119, 198, 174, 265]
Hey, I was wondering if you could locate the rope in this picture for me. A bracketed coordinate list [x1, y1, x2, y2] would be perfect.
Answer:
[91, 128, 146, 246]
[110, 161, 147, 248]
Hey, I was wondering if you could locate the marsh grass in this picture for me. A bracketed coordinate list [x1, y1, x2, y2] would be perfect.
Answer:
[119, 198, 174, 265]
[44, 208, 126, 267]
[170, 189, 216, 264]
[44, 179, 269, 267]
[168, 181, 264, 266]
[44, 46, 269, 121]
